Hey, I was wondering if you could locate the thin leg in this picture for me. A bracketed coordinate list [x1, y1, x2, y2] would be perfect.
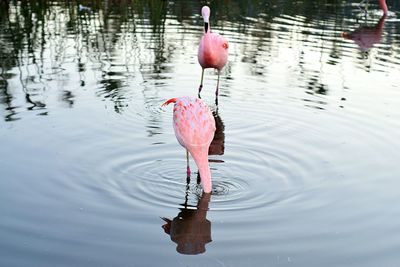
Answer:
[186, 150, 191, 179]
[198, 69, 204, 98]
[215, 70, 220, 105]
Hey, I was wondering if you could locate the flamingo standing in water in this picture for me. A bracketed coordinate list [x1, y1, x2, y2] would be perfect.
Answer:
[162, 97, 216, 193]
[198, 6, 229, 102]
[342, 13, 386, 52]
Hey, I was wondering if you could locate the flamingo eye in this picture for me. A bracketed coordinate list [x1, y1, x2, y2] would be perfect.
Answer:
[223, 42, 229, 49]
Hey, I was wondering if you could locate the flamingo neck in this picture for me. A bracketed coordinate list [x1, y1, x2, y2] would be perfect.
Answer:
[202, 6, 211, 33]
[191, 149, 212, 193]
[201, 30, 213, 55]
[376, 13, 387, 33]
[204, 22, 211, 34]
[379, 0, 388, 14]
[198, 163, 212, 193]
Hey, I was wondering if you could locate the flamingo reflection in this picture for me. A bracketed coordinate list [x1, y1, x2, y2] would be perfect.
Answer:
[161, 192, 212, 255]
[208, 110, 225, 158]
[342, 14, 386, 53]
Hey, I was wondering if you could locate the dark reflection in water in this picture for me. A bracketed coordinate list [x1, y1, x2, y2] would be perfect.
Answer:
[161, 192, 212, 255]
[209, 110, 225, 157]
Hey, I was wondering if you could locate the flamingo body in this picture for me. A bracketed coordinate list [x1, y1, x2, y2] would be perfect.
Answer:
[197, 6, 228, 99]
[198, 29, 228, 71]
[342, 14, 386, 52]
[163, 96, 216, 193]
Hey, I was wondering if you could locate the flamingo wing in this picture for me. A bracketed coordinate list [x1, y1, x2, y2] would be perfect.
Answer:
[172, 97, 216, 148]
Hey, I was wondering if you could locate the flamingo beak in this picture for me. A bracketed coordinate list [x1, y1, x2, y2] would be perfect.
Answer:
[204, 22, 208, 33]
[162, 98, 177, 107]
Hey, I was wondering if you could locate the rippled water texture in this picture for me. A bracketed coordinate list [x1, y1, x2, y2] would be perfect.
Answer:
[1, 0, 400, 266]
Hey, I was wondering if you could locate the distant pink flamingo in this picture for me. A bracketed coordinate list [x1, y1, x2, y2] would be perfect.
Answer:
[198, 6, 229, 102]
[342, 14, 386, 52]
[162, 97, 216, 193]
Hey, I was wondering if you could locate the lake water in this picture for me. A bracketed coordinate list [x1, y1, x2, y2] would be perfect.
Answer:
[1, 0, 400, 266]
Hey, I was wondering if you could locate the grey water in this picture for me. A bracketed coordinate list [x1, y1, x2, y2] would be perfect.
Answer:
[1, 0, 400, 266]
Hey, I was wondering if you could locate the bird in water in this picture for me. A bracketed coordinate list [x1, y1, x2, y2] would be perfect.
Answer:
[162, 97, 216, 193]
[198, 6, 229, 104]
[342, 13, 386, 53]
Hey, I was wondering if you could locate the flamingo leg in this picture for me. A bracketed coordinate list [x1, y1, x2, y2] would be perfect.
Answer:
[215, 70, 220, 105]
[358, 0, 369, 16]
[186, 149, 191, 179]
[198, 69, 204, 98]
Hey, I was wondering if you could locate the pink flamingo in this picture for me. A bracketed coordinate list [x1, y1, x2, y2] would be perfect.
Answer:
[342, 14, 386, 52]
[198, 6, 229, 102]
[162, 96, 216, 193]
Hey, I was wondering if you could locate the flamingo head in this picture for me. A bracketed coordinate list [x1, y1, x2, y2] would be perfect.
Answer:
[201, 6, 210, 33]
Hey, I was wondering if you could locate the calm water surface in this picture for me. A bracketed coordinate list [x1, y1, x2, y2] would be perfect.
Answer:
[1, 0, 400, 266]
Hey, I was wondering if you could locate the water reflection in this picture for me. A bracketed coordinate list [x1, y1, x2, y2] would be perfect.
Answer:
[209, 110, 225, 157]
[161, 192, 212, 255]
[0, 0, 174, 120]
[1, 1, 400, 266]
[1, 0, 399, 122]
[342, 14, 386, 54]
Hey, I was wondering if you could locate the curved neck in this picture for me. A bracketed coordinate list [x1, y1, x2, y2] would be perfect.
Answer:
[375, 13, 387, 33]
[379, 0, 388, 14]
[191, 148, 212, 193]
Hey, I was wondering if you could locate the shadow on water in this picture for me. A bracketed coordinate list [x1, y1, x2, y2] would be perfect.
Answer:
[161, 191, 212, 255]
